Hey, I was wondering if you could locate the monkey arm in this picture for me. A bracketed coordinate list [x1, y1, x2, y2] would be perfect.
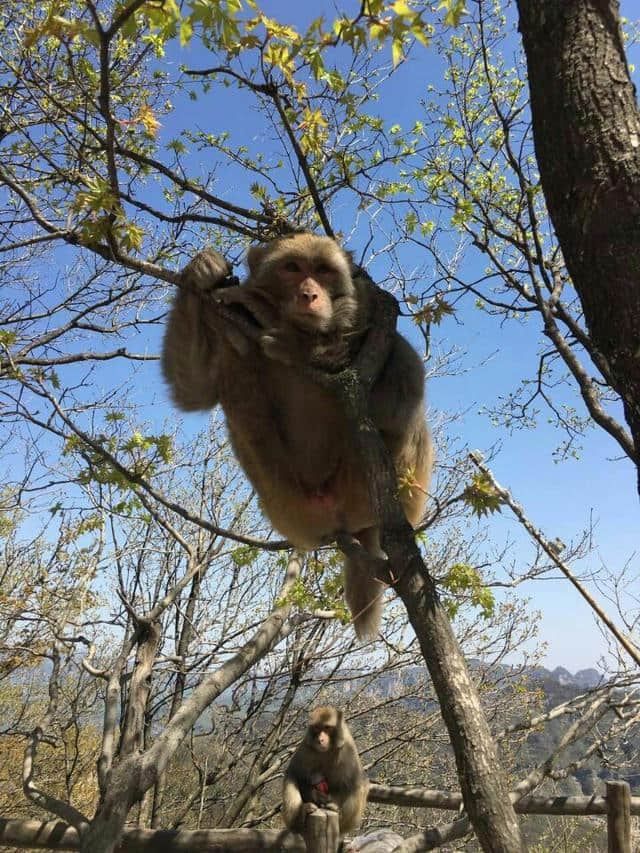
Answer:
[162, 249, 281, 410]
[282, 773, 307, 832]
[216, 285, 280, 331]
[161, 249, 234, 411]
[162, 288, 222, 412]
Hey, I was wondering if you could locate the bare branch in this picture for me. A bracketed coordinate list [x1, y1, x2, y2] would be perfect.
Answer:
[23, 728, 90, 831]
[469, 452, 640, 668]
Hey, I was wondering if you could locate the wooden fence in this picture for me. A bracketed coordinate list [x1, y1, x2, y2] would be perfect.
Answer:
[0, 780, 636, 853]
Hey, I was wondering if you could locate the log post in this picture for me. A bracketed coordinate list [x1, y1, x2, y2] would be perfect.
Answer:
[303, 809, 340, 853]
[607, 780, 631, 853]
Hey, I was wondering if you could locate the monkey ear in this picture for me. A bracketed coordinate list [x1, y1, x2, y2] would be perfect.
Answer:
[247, 244, 268, 276]
[334, 710, 345, 748]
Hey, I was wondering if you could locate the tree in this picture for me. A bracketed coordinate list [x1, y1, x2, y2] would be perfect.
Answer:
[1, 1, 639, 851]
[1, 417, 553, 852]
[517, 0, 640, 493]
[0, 2, 527, 849]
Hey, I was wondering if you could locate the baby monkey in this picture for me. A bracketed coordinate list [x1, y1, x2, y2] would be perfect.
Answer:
[282, 706, 369, 835]
[162, 233, 432, 638]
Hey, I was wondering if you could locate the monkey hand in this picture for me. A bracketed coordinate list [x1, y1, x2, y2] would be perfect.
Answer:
[309, 774, 332, 807]
[215, 286, 279, 331]
[182, 249, 233, 292]
[324, 801, 339, 813]
[303, 802, 320, 816]
[309, 789, 331, 807]
[259, 330, 296, 366]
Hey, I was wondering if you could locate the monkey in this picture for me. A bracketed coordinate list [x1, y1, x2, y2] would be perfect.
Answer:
[282, 706, 369, 835]
[162, 232, 433, 639]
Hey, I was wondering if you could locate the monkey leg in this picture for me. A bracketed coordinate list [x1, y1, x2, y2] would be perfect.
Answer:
[369, 333, 433, 527]
[394, 421, 433, 527]
[336, 779, 369, 834]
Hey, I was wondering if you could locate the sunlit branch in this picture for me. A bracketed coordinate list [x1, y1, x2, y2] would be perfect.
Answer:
[470, 452, 640, 667]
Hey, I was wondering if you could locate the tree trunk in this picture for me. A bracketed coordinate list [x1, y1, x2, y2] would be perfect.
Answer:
[386, 528, 524, 852]
[606, 780, 632, 853]
[331, 288, 525, 852]
[77, 559, 300, 853]
[340, 508, 524, 853]
[516, 0, 640, 491]
[151, 568, 202, 827]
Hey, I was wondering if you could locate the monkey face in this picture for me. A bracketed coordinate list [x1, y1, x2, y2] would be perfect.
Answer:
[309, 723, 334, 752]
[306, 705, 344, 752]
[247, 234, 357, 334]
[276, 257, 342, 331]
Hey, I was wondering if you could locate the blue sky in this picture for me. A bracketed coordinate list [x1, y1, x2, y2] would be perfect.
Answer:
[134, 0, 639, 672]
[12, 0, 635, 674]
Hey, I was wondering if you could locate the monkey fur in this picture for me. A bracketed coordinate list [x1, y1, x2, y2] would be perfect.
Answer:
[162, 233, 432, 638]
[282, 706, 368, 835]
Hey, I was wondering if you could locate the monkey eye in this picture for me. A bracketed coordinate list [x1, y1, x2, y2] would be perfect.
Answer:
[315, 263, 332, 275]
[283, 260, 301, 273]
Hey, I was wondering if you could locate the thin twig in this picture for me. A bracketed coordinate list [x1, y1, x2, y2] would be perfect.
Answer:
[470, 451, 640, 668]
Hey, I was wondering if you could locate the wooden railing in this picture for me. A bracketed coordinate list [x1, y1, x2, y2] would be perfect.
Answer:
[368, 780, 636, 853]
[0, 780, 636, 853]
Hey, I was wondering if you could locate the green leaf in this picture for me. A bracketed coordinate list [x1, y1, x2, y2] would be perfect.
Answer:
[180, 17, 194, 46]
[437, 0, 468, 27]
[391, 37, 404, 67]
[462, 473, 503, 517]
[442, 562, 495, 619]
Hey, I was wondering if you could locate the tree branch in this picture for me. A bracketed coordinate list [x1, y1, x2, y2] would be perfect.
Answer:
[469, 451, 640, 667]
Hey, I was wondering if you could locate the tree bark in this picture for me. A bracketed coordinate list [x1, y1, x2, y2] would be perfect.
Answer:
[151, 565, 203, 827]
[0, 818, 306, 852]
[333, 289, 525, 852]
[303, 809, 340, 853]
[516, 0, 640, 491]
[606, 780, 632, 853]
[385, 528, 524, 852]
[368, 782, 640, 815]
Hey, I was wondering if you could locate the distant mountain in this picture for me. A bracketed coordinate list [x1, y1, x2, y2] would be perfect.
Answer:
[353, 663, 607, 714]
[529, 665, 604, 690]
[534, 666, 605, 690]
[572, 667, 603, 688]
[365, 662, 606, 696]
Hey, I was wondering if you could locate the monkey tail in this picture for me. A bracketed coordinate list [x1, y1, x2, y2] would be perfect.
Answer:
[343, 558, 384, 640]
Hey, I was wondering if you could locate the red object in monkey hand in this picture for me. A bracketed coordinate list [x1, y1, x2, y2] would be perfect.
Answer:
[310, 772, 330, 798]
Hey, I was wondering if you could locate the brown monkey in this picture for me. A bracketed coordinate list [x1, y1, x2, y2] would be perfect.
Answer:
[282, 706, 369, 835]
[162, 233, 432, 638]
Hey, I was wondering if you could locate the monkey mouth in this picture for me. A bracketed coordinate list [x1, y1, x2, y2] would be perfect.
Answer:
[292, 315, 331, 333]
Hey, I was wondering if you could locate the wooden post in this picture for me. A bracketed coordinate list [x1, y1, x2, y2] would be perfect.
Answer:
[303, 808, 340, 853]
[607, 780, 631, 853]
